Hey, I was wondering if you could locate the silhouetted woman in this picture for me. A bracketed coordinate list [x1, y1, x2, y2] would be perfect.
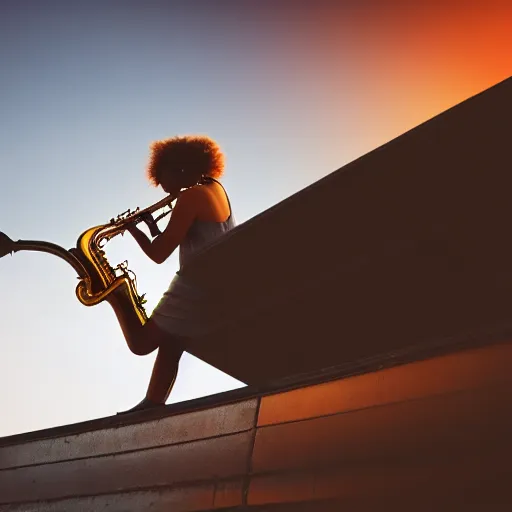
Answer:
[109, 135, 236, 412]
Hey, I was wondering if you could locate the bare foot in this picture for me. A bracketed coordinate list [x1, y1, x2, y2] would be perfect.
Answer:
[116, 397, 165, 415]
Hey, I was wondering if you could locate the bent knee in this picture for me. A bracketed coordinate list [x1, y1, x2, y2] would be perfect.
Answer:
[126, 322, 165, 356]
[126, 333, 156, 356]
[129, 342, 153, 356]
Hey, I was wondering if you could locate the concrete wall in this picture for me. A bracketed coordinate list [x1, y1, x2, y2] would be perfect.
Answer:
[181, 77, 512, 385]
[1, 341, 511, 511]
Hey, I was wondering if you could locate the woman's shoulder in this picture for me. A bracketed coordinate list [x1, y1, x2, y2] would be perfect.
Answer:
[187, 180, 224, 198]
[185, 180, 230, 221]
[176, 182, 216, 209]
[172, 188, 197, 214]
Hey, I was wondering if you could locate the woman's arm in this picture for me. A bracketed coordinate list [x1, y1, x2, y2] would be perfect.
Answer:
[125, 224, 153, 258]
[127, 188, 199, 264]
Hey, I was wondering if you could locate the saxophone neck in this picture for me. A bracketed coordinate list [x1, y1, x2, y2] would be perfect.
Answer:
[1, 235, 88, 278]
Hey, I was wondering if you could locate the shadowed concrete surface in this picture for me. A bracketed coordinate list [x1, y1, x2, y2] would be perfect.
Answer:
[1, 78, 511, 510]
[0, 341, 511, 510]
[182, 76, 512, 386]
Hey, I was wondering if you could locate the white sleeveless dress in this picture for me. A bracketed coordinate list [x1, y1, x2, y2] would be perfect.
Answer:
[150, 179, 235, 338]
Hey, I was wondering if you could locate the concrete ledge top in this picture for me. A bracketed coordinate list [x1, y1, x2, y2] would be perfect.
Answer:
[1, 325, 509, 448]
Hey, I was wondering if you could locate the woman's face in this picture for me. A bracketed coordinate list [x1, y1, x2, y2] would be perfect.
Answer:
[159, 165, 202, 195]
[159, 171, 182, 196]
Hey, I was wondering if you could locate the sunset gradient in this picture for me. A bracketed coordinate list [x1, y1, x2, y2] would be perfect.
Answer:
[0, 0, 510, 436]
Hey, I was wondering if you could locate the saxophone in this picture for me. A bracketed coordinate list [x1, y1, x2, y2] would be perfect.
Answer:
[0, 194, 176, 324]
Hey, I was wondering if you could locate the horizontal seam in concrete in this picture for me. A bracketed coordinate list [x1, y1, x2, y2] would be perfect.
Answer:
[0, 476, 246, 507]
[245, 448, 508, 481]
[255, 382, 510, 430]
[0, 395, 257, 447]
[1, 337, 509, 447]
[0, 427, 254, 472]
[1, 429, 507, 506]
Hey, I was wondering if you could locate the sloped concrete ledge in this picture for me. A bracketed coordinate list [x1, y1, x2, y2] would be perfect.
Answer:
[0, 400, 258, 470]
[1, 341, 510, 510]
[0, 478, 243, 512]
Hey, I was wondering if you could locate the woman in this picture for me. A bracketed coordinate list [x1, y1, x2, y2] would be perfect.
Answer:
[106, 134, 236, 412]
[0, 135, 234, 412]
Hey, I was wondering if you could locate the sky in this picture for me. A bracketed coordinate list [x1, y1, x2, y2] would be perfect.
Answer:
[0, 0, 510, 437]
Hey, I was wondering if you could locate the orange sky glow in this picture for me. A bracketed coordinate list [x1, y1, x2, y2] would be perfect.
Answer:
[0, 0, 510, 437]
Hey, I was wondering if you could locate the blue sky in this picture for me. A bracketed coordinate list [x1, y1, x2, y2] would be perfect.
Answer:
[0, 0, 510, 436]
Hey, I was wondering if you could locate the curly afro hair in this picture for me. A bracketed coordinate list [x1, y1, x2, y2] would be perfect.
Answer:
[146, 135, 225, 187]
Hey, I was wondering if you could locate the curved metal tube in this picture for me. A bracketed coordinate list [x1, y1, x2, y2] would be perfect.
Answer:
[1, 236, 148, 325]
[0, 194, 174, 327]
[11, 239, 88, 278]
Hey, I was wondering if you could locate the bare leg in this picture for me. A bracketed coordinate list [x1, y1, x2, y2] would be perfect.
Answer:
[119, 344, 183, 414]
[106, 285, 186, 411]
[146, 343, 183, 403]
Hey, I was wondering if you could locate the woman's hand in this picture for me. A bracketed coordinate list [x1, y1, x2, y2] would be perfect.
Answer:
[0, 232, 16, 258]
[125, 222, 140, 236]
[125, 222, 153, 257]
[140, 212, 162, 237]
